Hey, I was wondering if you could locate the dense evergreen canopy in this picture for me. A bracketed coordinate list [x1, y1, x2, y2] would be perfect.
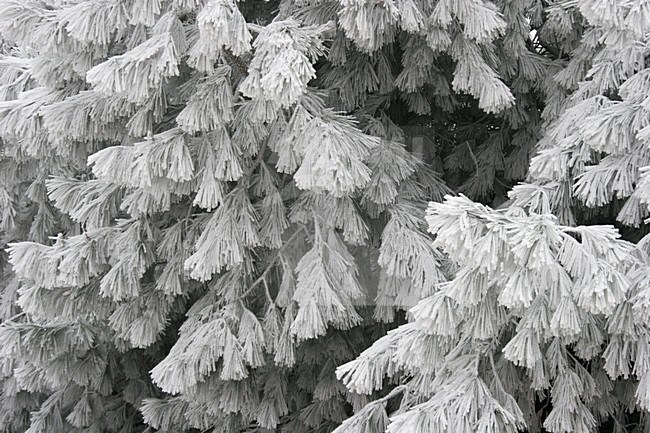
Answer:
[0, 0, 649, 433]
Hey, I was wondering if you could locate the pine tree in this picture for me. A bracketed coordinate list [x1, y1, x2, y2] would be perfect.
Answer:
[0, 1, 649, 433]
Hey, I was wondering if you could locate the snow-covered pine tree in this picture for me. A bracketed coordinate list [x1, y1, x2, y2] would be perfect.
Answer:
[0, 1, 649, 433]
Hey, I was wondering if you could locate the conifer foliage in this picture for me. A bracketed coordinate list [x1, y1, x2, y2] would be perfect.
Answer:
[0, 1, 649, 433]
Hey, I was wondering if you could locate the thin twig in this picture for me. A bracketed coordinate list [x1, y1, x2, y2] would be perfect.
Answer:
[247, 23, 264, 33]
[240, 226, 307, 299]
[262, 278, 273, 304]
[241, 141, 268, 181]
[488, 351, 507, 394]
[4, 311, 26, 323]
[466, 141, 480, 174]
[377, 384, 407, 403]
